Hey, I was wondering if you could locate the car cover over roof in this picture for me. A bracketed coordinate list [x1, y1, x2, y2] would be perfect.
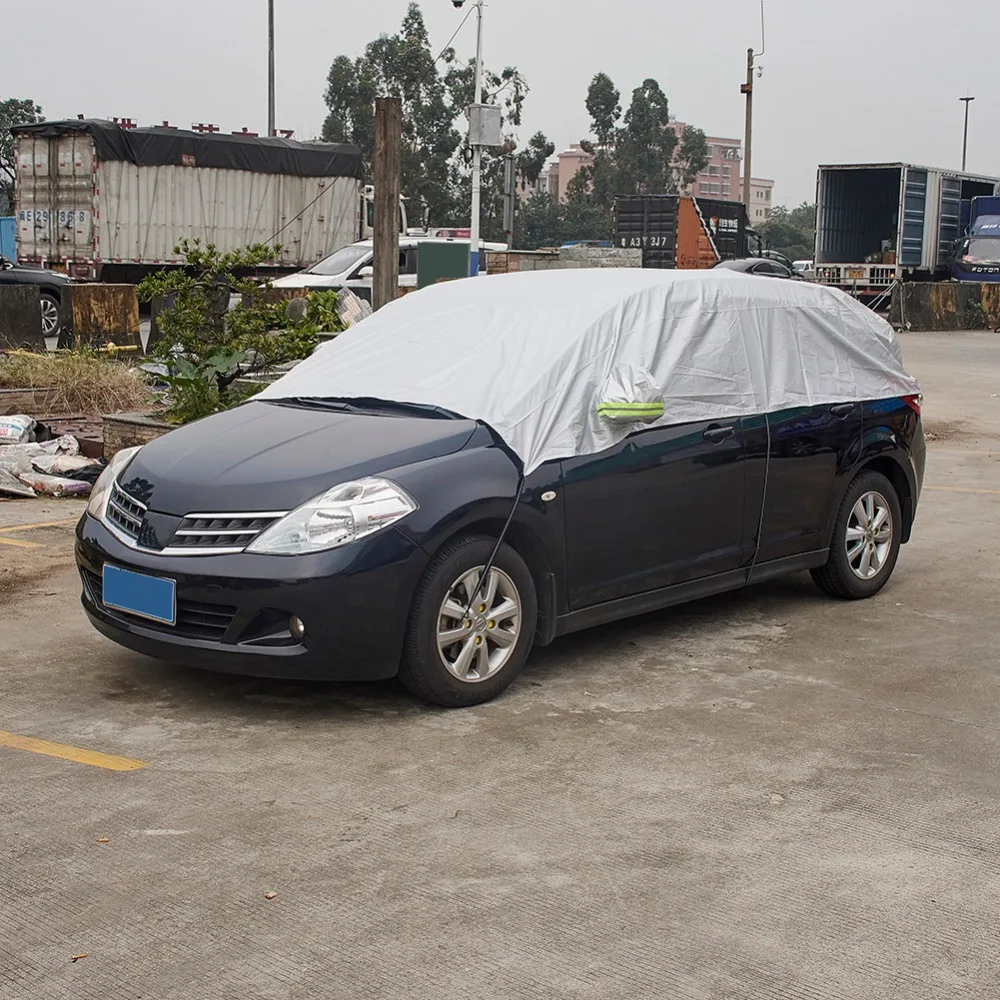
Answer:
[257, 269, 921, 474]
[12, 119, 363, 179]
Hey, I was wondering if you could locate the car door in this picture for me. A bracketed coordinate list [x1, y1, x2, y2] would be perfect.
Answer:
[560, 418, 746, 609]
[747, 403, 863, 565]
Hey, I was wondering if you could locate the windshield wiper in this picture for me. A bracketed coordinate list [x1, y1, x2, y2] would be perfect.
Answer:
[273, 397, 459, 420]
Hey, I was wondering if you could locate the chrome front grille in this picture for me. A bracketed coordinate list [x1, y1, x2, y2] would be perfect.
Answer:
[106, 482, 146, 541]
[101, 480, 285, 556]
[167, 514, 284, 553]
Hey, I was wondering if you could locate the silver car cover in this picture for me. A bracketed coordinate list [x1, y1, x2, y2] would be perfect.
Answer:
[257, 269, 920, 474]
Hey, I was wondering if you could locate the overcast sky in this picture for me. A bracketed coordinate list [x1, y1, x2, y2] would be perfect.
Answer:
[6, 0, 999, 207]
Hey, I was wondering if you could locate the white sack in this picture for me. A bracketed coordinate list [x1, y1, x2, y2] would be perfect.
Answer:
[257, 269, 920, 474]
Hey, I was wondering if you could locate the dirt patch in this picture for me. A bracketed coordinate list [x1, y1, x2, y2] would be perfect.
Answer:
[923, 419, 972, 443]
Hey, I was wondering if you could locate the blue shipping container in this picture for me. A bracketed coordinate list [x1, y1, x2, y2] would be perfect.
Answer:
[0, 216, 14, 259]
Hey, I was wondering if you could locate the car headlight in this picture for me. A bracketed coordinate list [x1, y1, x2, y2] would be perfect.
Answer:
[246, 477, 417, 556]
[87, 446, 142, 520]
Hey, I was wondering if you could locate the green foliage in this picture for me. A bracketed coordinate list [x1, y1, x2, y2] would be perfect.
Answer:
[138, 239, 318, 424]
[0, 97, 43, 213]
[516, 72, 711, 248]
[758, 203, 816, 261]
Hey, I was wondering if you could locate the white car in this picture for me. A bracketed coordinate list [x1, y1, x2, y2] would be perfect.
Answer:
[793, 259, 815, 279]
[272, 238, 507, 300]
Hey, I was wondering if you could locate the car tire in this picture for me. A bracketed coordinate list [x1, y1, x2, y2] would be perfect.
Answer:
[40, 292, 61, 338]
[400, 535, 537, 707]
[811, 470, 902, 600]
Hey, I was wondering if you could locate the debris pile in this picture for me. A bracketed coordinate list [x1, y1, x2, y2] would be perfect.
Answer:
[0, 415, 105, 499]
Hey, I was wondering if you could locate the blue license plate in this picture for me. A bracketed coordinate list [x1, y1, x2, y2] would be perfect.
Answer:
[102, 564, 176, 626]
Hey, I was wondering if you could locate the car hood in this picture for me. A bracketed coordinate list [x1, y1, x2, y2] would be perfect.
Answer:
[271, 271, 343, 288]
[118, 401, 479, 515]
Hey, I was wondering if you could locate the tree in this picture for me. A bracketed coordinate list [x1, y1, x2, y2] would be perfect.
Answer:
[516, 192, 564, 250]
[0, 98, 43, 214]
[759, 202, 816, 260]
[585, 73, 621, 149]
[322, 3, 460, 225]
[516, 131, 555, 189]
[674, 125, 710, 192]
[321, 2, 537, 232]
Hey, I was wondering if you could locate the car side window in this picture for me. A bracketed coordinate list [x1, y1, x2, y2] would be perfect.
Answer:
[400, 248, 418, 275]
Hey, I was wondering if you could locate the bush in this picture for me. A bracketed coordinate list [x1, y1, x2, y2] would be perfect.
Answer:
[138, 239, 332, 424]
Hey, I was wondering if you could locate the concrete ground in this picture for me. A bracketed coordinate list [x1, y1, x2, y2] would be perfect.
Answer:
[2, 331, 999, 999]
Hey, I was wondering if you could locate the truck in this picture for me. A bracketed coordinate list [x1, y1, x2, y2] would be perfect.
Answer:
[813, 163, 1000, 297]
[11, 119, 407, 282]
[950, 195, 1000, 281]
[614, 195, 750, 269]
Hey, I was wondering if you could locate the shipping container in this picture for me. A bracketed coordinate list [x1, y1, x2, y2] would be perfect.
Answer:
[11, 119, 367, 282]
[614, 195, 748, 269]
[814, 163, 1000, 294]
[0, 216, 14, 260]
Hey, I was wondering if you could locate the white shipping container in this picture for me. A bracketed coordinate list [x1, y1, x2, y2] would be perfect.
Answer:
[13, 121, 365, 280]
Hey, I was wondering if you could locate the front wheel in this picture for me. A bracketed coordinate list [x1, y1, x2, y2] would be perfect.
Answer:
[40, 292, 61, 338]
[400, 536, 537, 707]
[811, 470, 902, 600]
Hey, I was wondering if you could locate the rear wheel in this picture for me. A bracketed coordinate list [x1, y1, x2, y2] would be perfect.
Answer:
[811, 470, 902, 600]
[40, 293, 61, 337]
[400, 536, 536, 707]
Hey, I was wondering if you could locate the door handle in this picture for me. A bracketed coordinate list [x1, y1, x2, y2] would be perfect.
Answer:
[703, 425, 736, 444]
[830, 403, 856, 419]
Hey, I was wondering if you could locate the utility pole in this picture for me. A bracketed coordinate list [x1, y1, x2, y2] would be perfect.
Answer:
[741, 2, 766, 209]
[468, 0, 486, 276]
[503, 154, 516, 250]
[372, 98, 402, 311]
[960, 96, 975, 171]
[741, 47, 754, 208]
[267, 0, 275, 138]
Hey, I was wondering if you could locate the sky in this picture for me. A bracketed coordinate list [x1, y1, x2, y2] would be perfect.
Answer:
[5, 0, 999, 208]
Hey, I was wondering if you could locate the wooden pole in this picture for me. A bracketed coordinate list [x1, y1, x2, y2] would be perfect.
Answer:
[373, 98, 402, 311]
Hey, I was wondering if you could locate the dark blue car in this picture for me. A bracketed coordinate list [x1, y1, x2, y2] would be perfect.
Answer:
[77, 271, 926, 707]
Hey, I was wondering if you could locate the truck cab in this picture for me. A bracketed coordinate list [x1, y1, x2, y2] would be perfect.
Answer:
[951, 196, 1000, 281]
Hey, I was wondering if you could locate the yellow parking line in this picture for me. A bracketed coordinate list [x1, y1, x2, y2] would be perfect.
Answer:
[0, 731, 149, 771]
[0, 518, 80, 534]
[925, 486, 1000, 495]
[0, 536, 43, 549]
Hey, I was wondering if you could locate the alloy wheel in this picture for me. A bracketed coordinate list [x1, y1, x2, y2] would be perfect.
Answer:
[40, 297, 60, 337]
[436, 566, 522, 683]
[845, 490, 893, 580]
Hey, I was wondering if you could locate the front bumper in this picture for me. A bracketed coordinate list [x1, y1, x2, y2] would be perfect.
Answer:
[75, 514, 428, 681]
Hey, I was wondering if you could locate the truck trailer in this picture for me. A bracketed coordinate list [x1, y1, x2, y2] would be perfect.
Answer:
[11, 119, 393, 282]
[614, 195, 749, 269]
[813, 163, 1000, 297]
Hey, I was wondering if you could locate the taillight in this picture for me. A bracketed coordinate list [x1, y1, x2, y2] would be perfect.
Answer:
[903, 394, 922, 415]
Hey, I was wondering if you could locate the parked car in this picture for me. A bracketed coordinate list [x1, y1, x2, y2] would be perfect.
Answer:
[0, 255, 69, 336]
[793, 259, 815, 279]
[76, 270, 924, 708]
[271, 237, 507, 300]
[713, 257, 803, 279]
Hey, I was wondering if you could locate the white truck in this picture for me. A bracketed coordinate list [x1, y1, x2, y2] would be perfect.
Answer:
[813, 162, 1000, 300]
[12, 119, 406, 282]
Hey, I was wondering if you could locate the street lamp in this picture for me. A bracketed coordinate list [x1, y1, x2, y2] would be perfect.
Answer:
[960, 96, 975, 172]
[267, 0, 276, 138]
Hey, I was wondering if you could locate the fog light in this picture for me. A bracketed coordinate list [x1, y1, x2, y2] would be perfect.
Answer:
[289, 616, 306, 641]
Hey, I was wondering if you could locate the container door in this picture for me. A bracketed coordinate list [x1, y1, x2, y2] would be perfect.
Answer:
[937, 178, 962, 265]
[15, 135, 49, 262]
[54, 135, 94, 264]
[900, 168, 927, 267]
